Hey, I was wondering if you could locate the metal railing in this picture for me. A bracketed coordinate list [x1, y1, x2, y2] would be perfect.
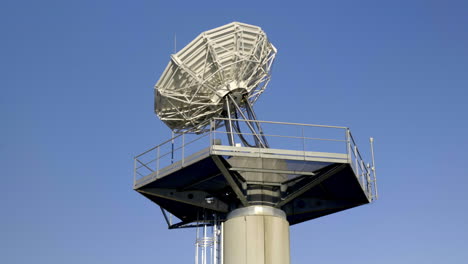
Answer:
[133, 131, 211, 187]
[133, 118, 378, 201]
[347, 129, 378, 201]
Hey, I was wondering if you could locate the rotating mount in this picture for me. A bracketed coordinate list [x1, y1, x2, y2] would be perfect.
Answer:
[154, 22, 277, 135]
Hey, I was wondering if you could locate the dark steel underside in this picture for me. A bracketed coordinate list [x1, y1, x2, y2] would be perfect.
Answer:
[134, 149, 370, 228]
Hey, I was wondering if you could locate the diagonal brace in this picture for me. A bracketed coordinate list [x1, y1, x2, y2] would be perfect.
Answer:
[212, 155, 249, 207]
[277, 164, 347, 208]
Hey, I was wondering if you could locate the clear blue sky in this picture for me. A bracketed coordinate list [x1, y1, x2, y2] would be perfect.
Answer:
[2, 0, 467, 263]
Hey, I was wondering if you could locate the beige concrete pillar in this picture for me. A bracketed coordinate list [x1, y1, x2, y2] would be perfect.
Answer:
[223, 206, 290, 264]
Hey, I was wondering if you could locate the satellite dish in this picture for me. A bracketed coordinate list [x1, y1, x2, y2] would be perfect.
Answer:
[155, 22, 277, 134]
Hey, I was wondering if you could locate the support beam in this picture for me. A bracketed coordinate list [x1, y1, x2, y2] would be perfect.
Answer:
[282, 198, 359, 216]
[138, 188, 229, 213]
[180, 172, 222, 191]
[277, 164, 346, 207]
[160, 207, 172, 227]
[229, 167, 315, 176]
[212, 155, 249, 207]
[227, 94, 266, 148]
[223, 97, 235, 146]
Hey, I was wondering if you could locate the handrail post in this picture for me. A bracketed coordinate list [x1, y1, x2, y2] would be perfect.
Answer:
[301, 127, 306, 158]
[182, 133, 185, 166]
[366, 163, 372, 200]
[360, 160, 366, 192]
[210, 119, 213, 149]
[346, 129, 351, 163]
[354, 145, 359, 184]
[370, 137, 378, 200]
[133, 158, 137, 187]
[156, 146, 160, 178]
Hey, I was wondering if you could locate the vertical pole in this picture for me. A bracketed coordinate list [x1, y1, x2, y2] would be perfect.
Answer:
[171, 131, 175, 165]
[346, 129, 351, 163]
[210, 119, 213, 148]
[182, 133, 185, 166]
[195, 221, 199, 264]
[220, 222, 224, 264]
[211, 225, 214, 264]
[213, 215, 217, 264]
[370, 137, 378, 199]
[203, 223, 207, 264]
[301, 127, 306, 154]
[360, 160, 366, 192]
[366, 164, 372, 200]
[133, 158, 137, 186]
[354, 145, 359, 179]
[156, 146, 160, 178]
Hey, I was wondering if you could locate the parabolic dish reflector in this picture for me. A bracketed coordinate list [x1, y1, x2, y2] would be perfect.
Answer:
[155, 22, 277, 133]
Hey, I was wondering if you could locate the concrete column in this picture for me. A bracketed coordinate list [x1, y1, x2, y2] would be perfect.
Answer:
[223, 206, 290, 264]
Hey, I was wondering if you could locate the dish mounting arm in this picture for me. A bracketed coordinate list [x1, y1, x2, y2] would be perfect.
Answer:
[222, 94, 269, 148]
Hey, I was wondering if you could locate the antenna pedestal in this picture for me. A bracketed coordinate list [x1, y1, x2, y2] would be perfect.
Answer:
[141, 21, 378, 264]
[223, 206, 290, 264]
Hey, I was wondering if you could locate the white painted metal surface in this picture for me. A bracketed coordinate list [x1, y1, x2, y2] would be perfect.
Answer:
[140, 21, 379, 264]
[155, 22, 277, 133]
[223, 206, 290, 264]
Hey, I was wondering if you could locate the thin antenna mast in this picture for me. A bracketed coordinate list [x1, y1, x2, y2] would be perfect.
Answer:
[174, 33, 177, 54]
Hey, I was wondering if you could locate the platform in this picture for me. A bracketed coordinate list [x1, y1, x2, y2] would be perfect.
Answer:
[133, 118, 377, 228]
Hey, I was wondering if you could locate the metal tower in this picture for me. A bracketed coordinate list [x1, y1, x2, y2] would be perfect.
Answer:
[134, 22, 378, 264]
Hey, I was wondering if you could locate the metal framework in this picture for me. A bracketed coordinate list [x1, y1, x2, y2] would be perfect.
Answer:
[194, 213, 222, 264]
[155, 22, 277, 133]
[133, 118, 378, 229]
[139, 21, 378, 264]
